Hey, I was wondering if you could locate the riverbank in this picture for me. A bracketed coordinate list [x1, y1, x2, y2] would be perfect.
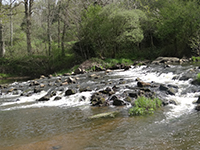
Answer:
[0, 56, 198, 83]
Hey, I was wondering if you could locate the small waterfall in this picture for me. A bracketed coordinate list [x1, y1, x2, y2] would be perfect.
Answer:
[0, 64, 199, 117]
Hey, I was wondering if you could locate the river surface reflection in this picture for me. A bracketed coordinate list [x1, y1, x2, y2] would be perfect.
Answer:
[1, 106, 200, 150]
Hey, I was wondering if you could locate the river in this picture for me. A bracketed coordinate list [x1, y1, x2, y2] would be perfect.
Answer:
[0, 64, 200, 150]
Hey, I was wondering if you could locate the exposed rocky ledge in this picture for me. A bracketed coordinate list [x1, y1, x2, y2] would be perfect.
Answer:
[151, 57, 190, 65]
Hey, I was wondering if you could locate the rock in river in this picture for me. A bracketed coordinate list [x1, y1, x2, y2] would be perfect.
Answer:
[88, 111, 119, 119]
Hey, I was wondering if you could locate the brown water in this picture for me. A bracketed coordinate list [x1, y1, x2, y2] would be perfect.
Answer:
[1, 105, 200, 150]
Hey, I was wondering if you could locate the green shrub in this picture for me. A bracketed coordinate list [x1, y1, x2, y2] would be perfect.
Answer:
[0, 73, 12, 78]
[192, 56, 200, 62]
[119, 58, 133, 65]
[129, 96, 162, 116]
[104, 58, 133, 68]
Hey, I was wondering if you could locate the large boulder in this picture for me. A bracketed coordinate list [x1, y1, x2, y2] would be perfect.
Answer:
[37, 90, 56, 101]
[20, 90, 33, 97]
[123, 65, 131, 71]
[90, 92, 107, 106]
[128, 92, 138, 98]
[110, 95, 125, 106]
[34, 87, 42, 93]
[137, 81, 151, 87]
[152, 57, 180, 64]
[169, 99, 179, 105]
[89, 74, 100, 79]
[99, 87, 115, 96]
[159, 84, 177, 95]
[74, 68, 85, 74]
[37, 95, 51, 101]
[29, 80, 40, 86]
[65, 89, 76, 96]
[79, 86, 92, 92]
[139, 88, 155, 98]
[66, 77, 76, 84]
[7, 87, 17, 93]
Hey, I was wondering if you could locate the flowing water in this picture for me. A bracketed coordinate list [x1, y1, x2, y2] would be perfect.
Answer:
[0, 64, 200, 150]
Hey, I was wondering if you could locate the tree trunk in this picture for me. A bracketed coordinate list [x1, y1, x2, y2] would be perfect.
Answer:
[0, 20, 4, 57]
[58, 17, 61, 49]
[24, 0, 33, 54]
[61, 0, 70, 57]
[57, 1, 61, 49]
[10, 0, 13, 46]
[0, 0, 5, 57]
[47, 0, 51, 56]
[61, 23, 66, 56]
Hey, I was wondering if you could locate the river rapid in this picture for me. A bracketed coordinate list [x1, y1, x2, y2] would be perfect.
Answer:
[0, 64, 200, 150]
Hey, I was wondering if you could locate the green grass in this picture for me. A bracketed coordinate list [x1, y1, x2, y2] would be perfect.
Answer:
[0, 73, 12, 78]
[129, 96, 162, 116]
[104, 58, 133, 68]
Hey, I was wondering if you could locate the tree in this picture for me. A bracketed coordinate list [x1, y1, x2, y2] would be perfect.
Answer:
[0, 0, 5, 57]
[9, 0, 13, 46]
[80, 4, 146, 58]
[24, 0, 33, 54]
[60, 0, 71, 56]
[58, 0, 77, 56]
[155, 0, 200, 56]
[46, 0, 57, 56]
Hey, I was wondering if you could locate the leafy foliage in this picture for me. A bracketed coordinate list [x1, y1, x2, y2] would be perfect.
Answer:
[2, 0, 200, 77]
[80, 4, 146, 58]
[155, 0, 200, 56]
[191, 56, 200, 62]
[129, 96, 162, 116]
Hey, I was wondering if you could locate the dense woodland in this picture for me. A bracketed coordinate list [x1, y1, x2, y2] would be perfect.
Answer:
[0, 0, 200, 77]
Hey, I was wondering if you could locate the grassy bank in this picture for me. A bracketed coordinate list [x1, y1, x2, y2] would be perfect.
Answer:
[0, 55, 198, 79]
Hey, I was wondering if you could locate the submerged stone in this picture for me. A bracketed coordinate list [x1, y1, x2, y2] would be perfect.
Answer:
[88, 111, 119, 119]
[52, 145, 62, 149]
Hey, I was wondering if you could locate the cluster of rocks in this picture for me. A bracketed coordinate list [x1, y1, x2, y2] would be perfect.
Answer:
[0, 75, 80, 101]
[89, 78, 180, 107]
[0, 57, 199, 110]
